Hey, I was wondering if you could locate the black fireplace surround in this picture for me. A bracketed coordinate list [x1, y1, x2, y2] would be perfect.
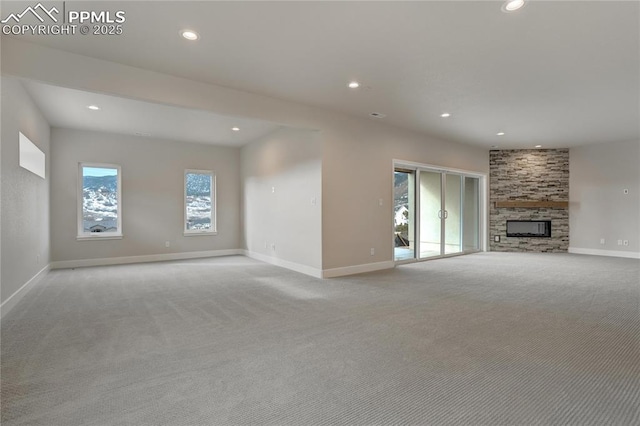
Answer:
[506, 220, 551, 238]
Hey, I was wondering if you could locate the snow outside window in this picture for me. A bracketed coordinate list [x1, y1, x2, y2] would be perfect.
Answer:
[185, 170, 216, 235]
[78, 163, 122, 240]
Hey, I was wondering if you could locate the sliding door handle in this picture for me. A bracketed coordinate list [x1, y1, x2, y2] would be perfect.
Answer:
[438, 210, 442, 219]
[443, 210, 449, 219]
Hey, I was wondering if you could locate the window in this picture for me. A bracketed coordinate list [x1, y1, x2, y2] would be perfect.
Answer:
[185, 170, 216, 235]
[78, 163, 122, 239]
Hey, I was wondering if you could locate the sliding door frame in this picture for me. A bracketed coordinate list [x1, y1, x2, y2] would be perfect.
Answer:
[392, 160, 487, 264]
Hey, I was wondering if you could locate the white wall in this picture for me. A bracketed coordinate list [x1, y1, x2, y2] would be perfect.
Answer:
[570, 140, 640, 258]
[1, 77, 50, 309]
[241, 127, 322, 275]
[50, 128, 241, 264]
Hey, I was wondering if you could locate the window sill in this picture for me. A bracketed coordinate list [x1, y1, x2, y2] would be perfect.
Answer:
[77, 234, 123, 241]
[184, 231, 217, 237]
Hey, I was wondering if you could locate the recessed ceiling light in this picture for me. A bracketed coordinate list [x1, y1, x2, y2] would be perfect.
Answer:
[535, 145, 542, 148]
[348, 81, 360, 89]
[502, 0, 525, 12]
[87, 105, 100, 110]
[231, 127, 240, 132]
[496, 132, 505, 136]
[440, 113, 451, 118]
[181, 30, 199, 41]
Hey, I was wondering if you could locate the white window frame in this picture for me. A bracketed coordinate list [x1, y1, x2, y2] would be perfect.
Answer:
[77, 162, 123, 240]
[184, 169, 217, 236]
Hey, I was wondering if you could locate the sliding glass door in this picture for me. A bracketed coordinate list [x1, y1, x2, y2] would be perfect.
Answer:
[394, 169, 416, 261]
[418, 171, 442, 259]
[395, 164, 482, 262]
[444, 173, 463, 255]
[463, 176, 480, 252]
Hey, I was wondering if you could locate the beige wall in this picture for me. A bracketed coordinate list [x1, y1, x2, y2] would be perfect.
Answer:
[50, 128, 241, 263]
[1, 77, 50, 305]
[570, 140, 640, 256]
[241, 127, 322, 272]
[321, 121, 488, 270]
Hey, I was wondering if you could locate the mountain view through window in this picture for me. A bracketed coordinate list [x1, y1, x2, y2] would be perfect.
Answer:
[82, 166, 119, 233]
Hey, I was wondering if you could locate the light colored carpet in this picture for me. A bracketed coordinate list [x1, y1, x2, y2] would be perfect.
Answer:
[1, 253, 639, 425]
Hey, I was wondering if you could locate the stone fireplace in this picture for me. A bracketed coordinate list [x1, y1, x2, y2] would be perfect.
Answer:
[490, 149, 569, 252]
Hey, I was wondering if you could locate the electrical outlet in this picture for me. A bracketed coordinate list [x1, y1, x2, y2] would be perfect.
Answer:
[370, 248, 375, 256]
[600, 238, 605, 245]
[165, 241, 170, 248]
[494, 235, 500, 242]
[623, 240, 629, 246]
[618, 240, 623, 246]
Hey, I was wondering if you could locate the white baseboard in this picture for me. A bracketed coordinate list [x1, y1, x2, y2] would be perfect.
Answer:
[243, 250, 323, 278]
[1, 264, 50, 319]
[322, 260, 395, 278]
[569, 247, 640, 259]
[50, 249, 243, 269]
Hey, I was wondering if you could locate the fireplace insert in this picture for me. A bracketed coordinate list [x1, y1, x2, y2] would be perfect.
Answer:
[506, 220, 551, 237]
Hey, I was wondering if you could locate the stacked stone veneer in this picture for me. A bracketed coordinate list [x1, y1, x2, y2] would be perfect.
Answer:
[490, 149, 569, 252]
